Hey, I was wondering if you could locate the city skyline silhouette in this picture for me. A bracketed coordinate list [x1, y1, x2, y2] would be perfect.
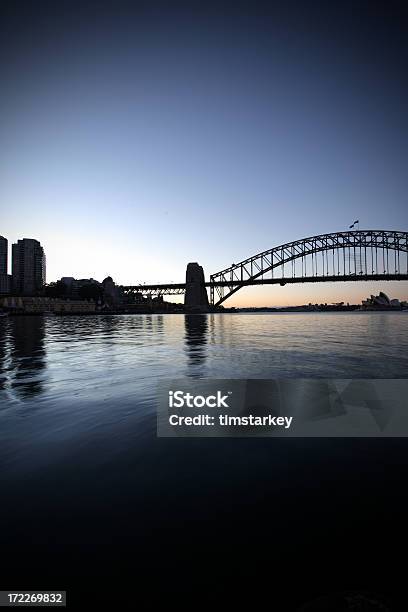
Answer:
[1, 1, 407, 305]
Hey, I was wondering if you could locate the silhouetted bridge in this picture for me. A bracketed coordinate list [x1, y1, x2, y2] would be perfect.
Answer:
[122, 230, 408, 308]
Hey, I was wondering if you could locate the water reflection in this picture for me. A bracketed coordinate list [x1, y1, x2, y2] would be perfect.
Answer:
[0, 319, 7, 390]
[4, 316, 46, 399]
[184, 314, 208, 374]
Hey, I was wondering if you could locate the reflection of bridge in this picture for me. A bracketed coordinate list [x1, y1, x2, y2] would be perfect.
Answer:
[122, 230, 408, 307]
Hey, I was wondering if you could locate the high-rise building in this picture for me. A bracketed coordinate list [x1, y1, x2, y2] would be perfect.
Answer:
[0, 274, 11, 294]
[12, 239, 46, 295]
[0, 235, 7, 274]
[0, 235, 12, 294]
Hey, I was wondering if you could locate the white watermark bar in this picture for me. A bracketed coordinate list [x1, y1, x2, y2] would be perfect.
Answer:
[0, 592, 66, 607]
[157, 379, 408, 437]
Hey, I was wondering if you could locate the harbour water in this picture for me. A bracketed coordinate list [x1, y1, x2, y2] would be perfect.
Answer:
[1, 312, 407, 607]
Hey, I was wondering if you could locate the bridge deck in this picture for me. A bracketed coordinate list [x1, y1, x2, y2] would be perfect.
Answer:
[122, 273, 408, 294]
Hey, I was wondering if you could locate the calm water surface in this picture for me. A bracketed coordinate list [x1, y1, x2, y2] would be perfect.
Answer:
[1, 312, 407, 607]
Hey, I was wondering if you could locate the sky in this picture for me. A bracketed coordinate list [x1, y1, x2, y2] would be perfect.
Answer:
[1, 0, 407, 306]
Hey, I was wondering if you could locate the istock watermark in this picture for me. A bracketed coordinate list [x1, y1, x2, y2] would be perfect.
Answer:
[168, 390, 232, 409]
[158, 379, 408, 437]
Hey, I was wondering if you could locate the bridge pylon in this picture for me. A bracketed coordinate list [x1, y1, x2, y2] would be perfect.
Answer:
[185, 263, 209, 312]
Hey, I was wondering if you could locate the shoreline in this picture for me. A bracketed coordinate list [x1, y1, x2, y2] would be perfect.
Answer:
[1, 308, 407, 317]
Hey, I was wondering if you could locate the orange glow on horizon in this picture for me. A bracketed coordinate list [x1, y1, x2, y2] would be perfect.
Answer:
[166, 281, 408, 307]
[222, 281, 408, 308]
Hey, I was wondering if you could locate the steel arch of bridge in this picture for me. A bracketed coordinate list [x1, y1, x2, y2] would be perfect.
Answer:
[210, 230, 408, 306]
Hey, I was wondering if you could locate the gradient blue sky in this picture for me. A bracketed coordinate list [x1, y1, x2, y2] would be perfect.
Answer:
[1, 1, 407, 305]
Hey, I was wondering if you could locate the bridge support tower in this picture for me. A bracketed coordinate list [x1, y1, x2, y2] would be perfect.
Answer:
[185, 263, 209, 312]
